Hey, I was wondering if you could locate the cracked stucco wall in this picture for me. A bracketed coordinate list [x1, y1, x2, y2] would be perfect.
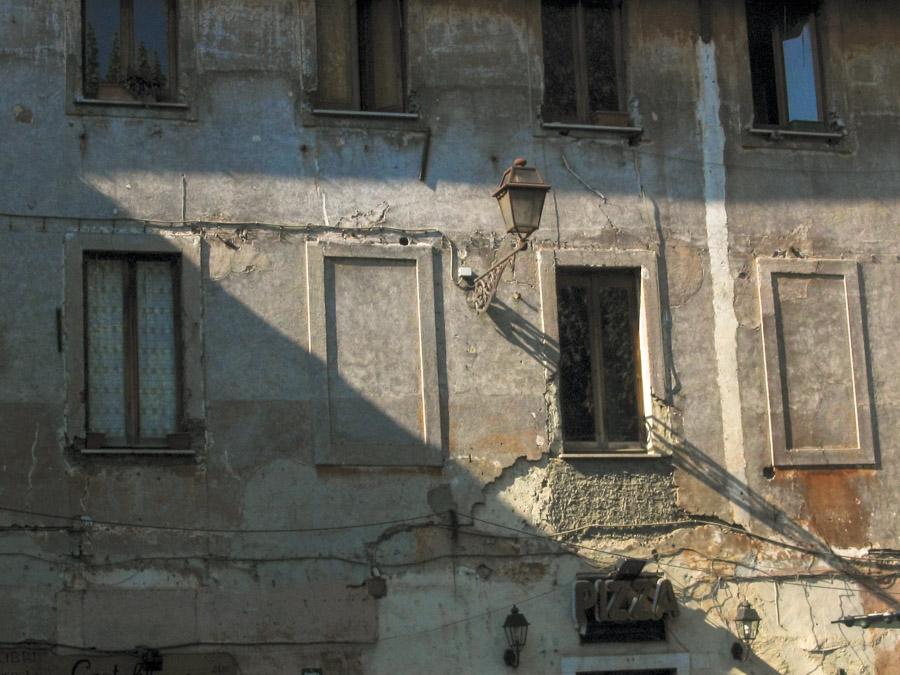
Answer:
[0, 1, 898, 674]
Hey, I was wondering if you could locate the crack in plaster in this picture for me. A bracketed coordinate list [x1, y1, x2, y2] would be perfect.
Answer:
[26, 422, 38, 496]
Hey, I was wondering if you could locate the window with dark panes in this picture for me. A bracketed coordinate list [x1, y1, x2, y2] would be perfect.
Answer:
[557, 270, 644, 450]
[541, 0, 626, 126]
[82, 0, 176, 102]
[84, 252, 184, 449]
[316, 0, 406, 112]
[746, 0, 824, 127]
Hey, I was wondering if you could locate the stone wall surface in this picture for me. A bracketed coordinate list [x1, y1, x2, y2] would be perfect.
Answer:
[0, 0, 898, 673]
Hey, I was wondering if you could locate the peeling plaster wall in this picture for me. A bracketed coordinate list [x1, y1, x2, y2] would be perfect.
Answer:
[0, 1, 898, 674]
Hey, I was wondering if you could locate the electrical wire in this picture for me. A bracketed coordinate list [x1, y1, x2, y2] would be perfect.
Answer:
[0, 504, 437, 534]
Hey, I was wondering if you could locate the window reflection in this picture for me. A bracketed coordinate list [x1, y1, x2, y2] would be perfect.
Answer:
[782, 19, 819, 121]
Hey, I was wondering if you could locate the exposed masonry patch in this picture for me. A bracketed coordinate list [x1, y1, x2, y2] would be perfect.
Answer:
[474, 455, 681, 540]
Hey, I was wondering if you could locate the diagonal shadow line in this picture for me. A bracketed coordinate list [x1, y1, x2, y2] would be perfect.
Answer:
[647, 416, 899, 612]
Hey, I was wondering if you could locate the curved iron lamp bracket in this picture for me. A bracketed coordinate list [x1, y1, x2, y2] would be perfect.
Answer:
[468, 238, 528, 314]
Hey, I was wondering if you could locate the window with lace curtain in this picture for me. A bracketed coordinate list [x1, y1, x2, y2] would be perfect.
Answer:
[82, 252, 186, 450]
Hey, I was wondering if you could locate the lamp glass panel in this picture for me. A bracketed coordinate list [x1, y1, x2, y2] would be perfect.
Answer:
[508, 189, 545, 235]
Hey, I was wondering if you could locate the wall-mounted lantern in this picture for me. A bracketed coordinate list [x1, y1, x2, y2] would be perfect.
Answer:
[467, 159, 551, 313]
[502, 605, 530, 668]
[731, 600, 761, 661]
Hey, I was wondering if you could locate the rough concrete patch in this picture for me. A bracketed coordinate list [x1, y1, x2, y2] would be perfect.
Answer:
[501, 560, 547, 584]
[13, 105, 32, 123]
[665, 243, 705, 307]
[543, 459, 681, 533]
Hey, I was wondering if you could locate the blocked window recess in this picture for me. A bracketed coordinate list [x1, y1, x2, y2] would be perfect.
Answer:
[305, 240, 443, 466]
[538, 248, 667, 457]
[757, 258, 875, 467]
[64, 233, 204, 454]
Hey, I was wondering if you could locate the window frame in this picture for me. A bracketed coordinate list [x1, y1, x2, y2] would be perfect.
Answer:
[557, 269, 644, 450]
[65, 0, 197, 120]
[311, 0, 410, 116]
[81, 0, 178, 104]
[745, 0, 828, 131]
[560, 653, 690, 675]
[539, 249, 666, 458]
[540, 0, 630, 128]
[82, 251, 183, 449]
[65, 233, 204, 455]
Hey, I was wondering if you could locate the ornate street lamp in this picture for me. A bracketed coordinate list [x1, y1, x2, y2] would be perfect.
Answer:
[468, 159, 551, 313]
[732, 600, 761, 661]
[502, 605, 530, 668]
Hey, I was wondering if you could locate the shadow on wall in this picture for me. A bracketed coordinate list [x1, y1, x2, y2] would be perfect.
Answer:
[647, 418, 899, 613]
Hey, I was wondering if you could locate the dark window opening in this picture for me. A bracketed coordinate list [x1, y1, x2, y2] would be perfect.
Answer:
[542, 0, 626, 125]
[558, 270, 644, 449]
[316, 0, 406, 112]
[82, 0, 177, 102]
[83, 252, 183, 449]
[746, 0, 824, 127]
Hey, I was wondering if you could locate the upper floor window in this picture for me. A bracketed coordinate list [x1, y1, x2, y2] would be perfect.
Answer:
[746, 0, 824, 128]
[82, 0, 176, 102]
[315, 0, 407, 112]
[541, 0, 627, 126]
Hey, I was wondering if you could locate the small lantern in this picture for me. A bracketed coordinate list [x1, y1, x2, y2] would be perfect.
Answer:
[502, 605, 530, 668]
[732, 600, 761, 661]
[493, 158, 551, 239]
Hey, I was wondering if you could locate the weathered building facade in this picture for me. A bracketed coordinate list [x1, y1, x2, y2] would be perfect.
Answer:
[1, 1, 898, 673]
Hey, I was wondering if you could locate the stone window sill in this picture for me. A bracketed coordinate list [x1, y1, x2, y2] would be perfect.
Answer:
[75, 97, 190, 110]
[747, 126, 845, 141]
[558, 451, 669, 461]
[311, 108, 419, 121]
[81, 447, 196, 456]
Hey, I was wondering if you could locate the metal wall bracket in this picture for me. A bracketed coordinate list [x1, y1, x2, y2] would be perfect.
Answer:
[468, 239, 528, 313]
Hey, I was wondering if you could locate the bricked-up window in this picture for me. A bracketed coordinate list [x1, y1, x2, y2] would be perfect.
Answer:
[746, 0, 824, 127]
[84, 253, 183, 449]
[82, 0, 176, 102]
[557, 270, 643, 449]
[542, 0, 626, 125]
[316, 0, 406, 112]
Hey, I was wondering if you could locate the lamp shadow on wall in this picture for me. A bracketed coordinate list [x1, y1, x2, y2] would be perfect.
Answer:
[647, 418, 899, 613]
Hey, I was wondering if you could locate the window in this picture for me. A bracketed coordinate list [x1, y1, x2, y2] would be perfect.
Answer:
[315, 0, 406, 112]
[65, 234, 204, 454]
[746, 0, 824, 128]
[83, 252, 183, 449]
[538, 249, 666, 457]
[82, 0, 177, 102]
[557, 270, 643, 449]
[541, 0, 627, 126]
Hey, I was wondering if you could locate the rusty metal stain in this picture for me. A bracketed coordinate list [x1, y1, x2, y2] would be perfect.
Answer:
[874, 639, 900, 675]
[787, 469, 874, 548]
